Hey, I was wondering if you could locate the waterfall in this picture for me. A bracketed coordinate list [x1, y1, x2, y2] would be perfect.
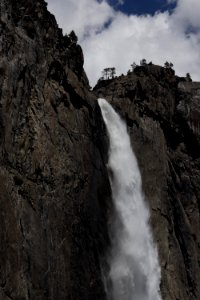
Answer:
[98, 98, 161, 300]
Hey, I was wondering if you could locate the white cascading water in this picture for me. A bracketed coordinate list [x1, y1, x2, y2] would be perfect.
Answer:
[98, 98, 161, 300]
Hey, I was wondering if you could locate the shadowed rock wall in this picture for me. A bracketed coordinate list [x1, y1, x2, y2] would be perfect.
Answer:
[94, 65, 200, 300]
[1, 1, 200, 300]
[0, 1, 110, 299]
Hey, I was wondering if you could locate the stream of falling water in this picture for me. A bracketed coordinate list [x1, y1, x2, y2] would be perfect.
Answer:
[98, 98, 161, 300]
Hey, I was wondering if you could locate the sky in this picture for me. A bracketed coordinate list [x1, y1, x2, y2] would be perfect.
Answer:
[46, 0, 200, 87]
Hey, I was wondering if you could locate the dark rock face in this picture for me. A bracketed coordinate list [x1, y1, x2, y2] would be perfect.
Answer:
[1, 1, 200, 300]
[0, 1, 110, 299]
[94, 65, 200, 300]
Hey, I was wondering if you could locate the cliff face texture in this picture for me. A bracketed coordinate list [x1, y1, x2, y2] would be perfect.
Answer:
[94, 67, 200, 300]
[0, 1, 200, 300]
[0, 1, 110, 299]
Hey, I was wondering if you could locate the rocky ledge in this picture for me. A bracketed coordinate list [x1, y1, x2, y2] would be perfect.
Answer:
[94, 64, 200, 300]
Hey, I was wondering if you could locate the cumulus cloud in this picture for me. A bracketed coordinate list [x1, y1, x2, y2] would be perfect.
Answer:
[47, 0, 200, 87]
[47, 0, 114, 41]
[173, 0, 200, 29]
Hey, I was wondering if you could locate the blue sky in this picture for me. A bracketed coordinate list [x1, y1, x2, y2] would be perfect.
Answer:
[108, 0, 176, 15]
[47, 0, 200, 87]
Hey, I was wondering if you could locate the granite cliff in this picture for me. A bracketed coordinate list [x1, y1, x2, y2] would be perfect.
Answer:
[0, 1, 110, 299]
[94, 66, 200, 300]
[0, 0, 200, 300]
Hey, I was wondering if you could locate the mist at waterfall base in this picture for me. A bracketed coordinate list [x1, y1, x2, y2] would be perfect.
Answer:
[98, 98, 161, 300]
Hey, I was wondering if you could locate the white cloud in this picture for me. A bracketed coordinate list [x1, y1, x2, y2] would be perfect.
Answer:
[173, 0, 200, 29]
[46, 0, 200, 87]
[47, 0, 114, 41]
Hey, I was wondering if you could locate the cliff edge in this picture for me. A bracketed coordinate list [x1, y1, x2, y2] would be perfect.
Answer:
[94, 64, 200, 300]
[0, 1, 110, 299]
